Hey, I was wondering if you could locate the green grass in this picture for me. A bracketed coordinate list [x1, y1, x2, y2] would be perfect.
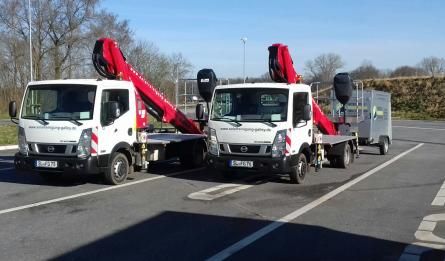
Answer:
[0, 112, 8, 119]
[0, 125, 17, 145]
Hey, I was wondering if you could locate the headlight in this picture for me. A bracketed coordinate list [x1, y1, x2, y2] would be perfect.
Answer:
[208, 128, 219, 155]
[18, 127, 29, 156]
[77, 128, 92, 158]
[272, 129, 287, 158]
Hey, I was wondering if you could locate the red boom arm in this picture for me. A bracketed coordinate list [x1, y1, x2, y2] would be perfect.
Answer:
[268, 43, 337, 135]
[92, 38, 202, 134]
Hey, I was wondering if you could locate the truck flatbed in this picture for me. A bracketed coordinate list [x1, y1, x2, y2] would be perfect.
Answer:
[320, 135, 356, 146]
[144, 133, 206, 145]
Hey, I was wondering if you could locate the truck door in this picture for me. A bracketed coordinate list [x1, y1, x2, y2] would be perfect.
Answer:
[291, 92, 312, 155]
[98, 88, 134, 155]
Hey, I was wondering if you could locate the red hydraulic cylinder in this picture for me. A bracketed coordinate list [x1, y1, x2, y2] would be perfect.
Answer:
[93, 38, 202, 134]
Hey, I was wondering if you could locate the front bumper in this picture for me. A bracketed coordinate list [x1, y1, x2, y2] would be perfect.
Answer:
[14, 153, 101, 175]
[207, 153, 295, 173]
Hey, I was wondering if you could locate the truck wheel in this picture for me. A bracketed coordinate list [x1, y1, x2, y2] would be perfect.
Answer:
[104, 152, 129, 185]
[379, 137, 389, 155]
[180, 142, 205, 168]
[289, 153, 307, 184]
[337, 144, 352, 169]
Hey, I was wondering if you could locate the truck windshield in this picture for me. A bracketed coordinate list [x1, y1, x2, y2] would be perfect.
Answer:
[21, 84, 97, 121]
[211, 88, 288, 122]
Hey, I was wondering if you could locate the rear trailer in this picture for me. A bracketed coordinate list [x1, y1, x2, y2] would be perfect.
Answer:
[331, 89, 392, 155]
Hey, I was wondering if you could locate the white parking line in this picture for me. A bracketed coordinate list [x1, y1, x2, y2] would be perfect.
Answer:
[188, 184, 253, 201]
[207, 143, 424, 261]
[0, 145, 18, 151]
[0, 167, 205, 215]
[393, 126, 445, 131]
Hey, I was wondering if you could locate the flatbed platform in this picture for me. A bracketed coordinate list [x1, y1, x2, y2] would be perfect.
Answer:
[144, 133, 206, 145]
[320, 135, 356, 146]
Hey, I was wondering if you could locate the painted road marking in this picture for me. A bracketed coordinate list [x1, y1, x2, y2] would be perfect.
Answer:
[399, 213, 445, 261]
[431, 181, 445, 206]
[0, 145, 18, 151]
[393, 126, 445, 131]
[0, 167, 205, 216]
[188, 184, 253, 201]
[0, 167, 14, 172]
[207, 143, 424, 261]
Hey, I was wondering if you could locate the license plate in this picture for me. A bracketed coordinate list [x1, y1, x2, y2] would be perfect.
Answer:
[230, 160, 253, 168]
[35, 160, 58, 168]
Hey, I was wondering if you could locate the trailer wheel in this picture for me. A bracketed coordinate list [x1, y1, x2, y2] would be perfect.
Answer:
[104, 152, 129, 185]
[337, 144, 352, 169]
[289, 153, 307, 184]
[379, 137, 389, 155]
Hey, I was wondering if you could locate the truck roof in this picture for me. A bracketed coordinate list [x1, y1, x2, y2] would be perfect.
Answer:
[215, 82, 311, 92]
[27, 79, 133, 88]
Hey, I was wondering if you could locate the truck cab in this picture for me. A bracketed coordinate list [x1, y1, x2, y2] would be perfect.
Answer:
[206, 82, 313, 182]
[10, 79, 141, 182]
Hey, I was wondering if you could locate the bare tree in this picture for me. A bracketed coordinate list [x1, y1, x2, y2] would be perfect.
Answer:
[305, 53, 344, 82]
[419, 56, 445, 77]
[350, 60, 381, 80]
[390, 66, 426, 78]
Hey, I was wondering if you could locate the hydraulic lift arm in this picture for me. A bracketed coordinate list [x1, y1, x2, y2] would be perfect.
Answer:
[268, 43, 337, 135]
[92, 38, 202, 134]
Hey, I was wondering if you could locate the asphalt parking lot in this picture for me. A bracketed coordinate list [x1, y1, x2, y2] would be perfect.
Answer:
[0, 120, 444, 260]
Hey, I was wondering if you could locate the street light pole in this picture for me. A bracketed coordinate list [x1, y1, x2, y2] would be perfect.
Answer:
[241, 37, 247, 83]
[28, 0, 33, 81]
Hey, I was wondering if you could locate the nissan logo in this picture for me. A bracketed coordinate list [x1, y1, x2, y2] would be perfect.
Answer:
[240, 146, 248, 153]
[47, 146, 55, 153]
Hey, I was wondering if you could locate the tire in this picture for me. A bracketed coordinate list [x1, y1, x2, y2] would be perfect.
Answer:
[289, 153, 307, 184]
[379, 137, 389, 155]
[104, 152, 129, 185]
[180, 142, 205, 168]
[337, 144, 352, 169]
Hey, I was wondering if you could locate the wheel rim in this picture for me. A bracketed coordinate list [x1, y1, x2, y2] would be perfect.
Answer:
[298, 159, 306, 179]
[344, 147, 350, 165]
[384, 140, 388, 152]
[113, 159, 127, 181]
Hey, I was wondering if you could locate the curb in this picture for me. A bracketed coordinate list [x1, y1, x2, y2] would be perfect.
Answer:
[0, 145, 18, 151]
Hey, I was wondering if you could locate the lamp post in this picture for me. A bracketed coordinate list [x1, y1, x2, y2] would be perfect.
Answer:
[28, 0, 33, 81]
[241, 37, 247, 83]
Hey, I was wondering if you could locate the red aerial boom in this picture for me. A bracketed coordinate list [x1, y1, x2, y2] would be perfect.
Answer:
[92, 38, 202, 134]
[268, 43, 337, 135]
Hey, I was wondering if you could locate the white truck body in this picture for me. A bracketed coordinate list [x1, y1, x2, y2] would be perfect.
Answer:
[205, 82, 358, 183]
[13, 79, 206, 184]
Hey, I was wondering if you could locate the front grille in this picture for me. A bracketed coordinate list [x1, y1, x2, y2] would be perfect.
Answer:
[37, 144, 66, 154]
[229, 145, 261, 153]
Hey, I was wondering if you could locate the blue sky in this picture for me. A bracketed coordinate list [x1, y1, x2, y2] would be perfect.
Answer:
[101, 0, 445, 78]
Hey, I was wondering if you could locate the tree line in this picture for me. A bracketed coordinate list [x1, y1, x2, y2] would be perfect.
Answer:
[303, 54, 445, 83]
[0, 0, 192, 104]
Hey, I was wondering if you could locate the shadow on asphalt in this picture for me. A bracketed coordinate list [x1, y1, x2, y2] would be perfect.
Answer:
[52, 211, 444, 260]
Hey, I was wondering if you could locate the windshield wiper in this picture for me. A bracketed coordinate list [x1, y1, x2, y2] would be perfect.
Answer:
[237, 118, 278, 127]
[212, 117, 242, 127]
[24, 116, 49, 126]
[51, 116, 83, 126]
[259, 120, 277, 127]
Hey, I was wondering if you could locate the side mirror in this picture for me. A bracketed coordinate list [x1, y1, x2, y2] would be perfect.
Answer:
[303, 104, 311, 121]
[196, 104, 204, 120]
[9, 101, 17, 118]
[104, 101, 120, 122]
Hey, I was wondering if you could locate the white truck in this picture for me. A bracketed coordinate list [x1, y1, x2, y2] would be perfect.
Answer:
[201, 81, 357, 184]
[8, 38, 207, 185]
